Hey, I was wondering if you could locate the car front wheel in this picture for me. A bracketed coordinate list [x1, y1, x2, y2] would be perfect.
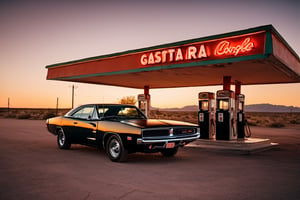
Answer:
[57, 129, 71, 149]
[106, 135, 128, 162]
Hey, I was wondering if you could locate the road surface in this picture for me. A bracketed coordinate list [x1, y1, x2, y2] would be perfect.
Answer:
[0, 119, 299, 200]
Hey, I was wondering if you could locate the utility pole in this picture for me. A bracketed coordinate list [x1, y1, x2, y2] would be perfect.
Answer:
[71, 84, 78, 109]
[56, 97, 59, 116]
[72, 85, 74, 109]
[8, 97, 10, 113]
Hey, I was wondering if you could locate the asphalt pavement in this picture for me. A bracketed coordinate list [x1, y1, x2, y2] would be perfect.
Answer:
[0, 119, 299, 200]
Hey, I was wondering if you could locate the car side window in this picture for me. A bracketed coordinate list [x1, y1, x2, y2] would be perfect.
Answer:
[118, 107, 138, 117]
[98, 107, 109, 118]
[72, 106, 95, 120]
[91, 108, 98, 120]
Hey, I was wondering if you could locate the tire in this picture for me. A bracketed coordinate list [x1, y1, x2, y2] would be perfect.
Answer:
[106, 134, 128, 162]
[161, 147, 178, 157]
[57, 129, 71, 149]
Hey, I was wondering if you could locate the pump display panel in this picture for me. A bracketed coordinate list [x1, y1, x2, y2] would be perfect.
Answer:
[200, 101, 209, 111]
[218, 100, 229, 110]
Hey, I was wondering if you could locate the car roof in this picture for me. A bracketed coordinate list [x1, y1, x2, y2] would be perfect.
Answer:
[77, 103, 136, 107]
[65, 104, 138, 116]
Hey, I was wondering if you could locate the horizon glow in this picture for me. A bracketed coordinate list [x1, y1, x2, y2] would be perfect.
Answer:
[0, 0, 299, 108]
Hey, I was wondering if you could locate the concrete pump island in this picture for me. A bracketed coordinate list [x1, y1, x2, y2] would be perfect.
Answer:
[46, 25, 300, 152]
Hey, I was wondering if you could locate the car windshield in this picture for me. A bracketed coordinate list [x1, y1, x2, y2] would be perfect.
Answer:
[97, 105, 147, 120]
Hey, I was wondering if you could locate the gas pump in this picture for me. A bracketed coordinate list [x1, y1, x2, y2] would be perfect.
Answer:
[215, 90, 237, 140]
[236, 94, 245, 139]
[138, 94, 150, 117]
[236, 94, 252, 138]
[198, 92, 215, 139]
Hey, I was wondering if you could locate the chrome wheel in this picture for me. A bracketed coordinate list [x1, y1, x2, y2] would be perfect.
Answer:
[109, 138, 120, 158]
[106, 135, 128, 162]
[57, 129, 71, 149]
[58, 131, 66, 146]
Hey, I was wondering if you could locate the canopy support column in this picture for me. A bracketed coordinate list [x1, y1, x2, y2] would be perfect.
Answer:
[144, 85, 150, 96]
[142, 85, 150, 117]
[235, 80, 241, 98]
[223, 76, 231, 90]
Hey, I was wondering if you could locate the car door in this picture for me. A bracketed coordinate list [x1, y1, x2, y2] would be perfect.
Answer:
[69, 105, 98, 144]
[83, 107, 99, 145]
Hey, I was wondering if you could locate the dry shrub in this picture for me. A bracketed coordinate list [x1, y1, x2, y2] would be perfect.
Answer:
[5, 113, 17, 118]
[269, 122, 285, 128]
[43, 112, 56, 120]
[246, 112, 300, 128]
[290, 119, 300, 124]
[17, 113, 31, 119]
[245, 119, 257, 126]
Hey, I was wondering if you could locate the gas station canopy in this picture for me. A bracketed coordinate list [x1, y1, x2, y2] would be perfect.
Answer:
[46, 25, 300, 89]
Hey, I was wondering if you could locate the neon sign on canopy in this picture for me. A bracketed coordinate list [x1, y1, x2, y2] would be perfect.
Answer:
[140, 32, 265, 66]
[140, 45, 208, 65]
[214, 37, 254, 56]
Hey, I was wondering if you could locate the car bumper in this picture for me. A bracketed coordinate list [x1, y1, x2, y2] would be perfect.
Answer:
[136, 133, 200, 144]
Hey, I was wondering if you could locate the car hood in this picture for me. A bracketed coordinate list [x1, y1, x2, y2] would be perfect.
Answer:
[120, 119, 198, 129]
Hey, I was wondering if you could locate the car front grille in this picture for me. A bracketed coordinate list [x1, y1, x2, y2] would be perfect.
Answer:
[174, 128, 196, 135]
[142, 129, 169, 137]
[142, 127, 197, 138]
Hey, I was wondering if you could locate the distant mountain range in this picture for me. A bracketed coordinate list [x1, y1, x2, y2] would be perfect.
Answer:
[244, 104, 300, 112]
[151, 104, 300, 112]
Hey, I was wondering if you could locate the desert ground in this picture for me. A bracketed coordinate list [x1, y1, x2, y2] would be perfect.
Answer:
[1, 107, 300, 129]
[0, 118, 299, 200]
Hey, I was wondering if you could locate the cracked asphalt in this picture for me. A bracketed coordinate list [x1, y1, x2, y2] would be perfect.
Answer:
[0, 119, 300, 200]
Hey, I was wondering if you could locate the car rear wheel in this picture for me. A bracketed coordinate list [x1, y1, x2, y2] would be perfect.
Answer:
[57, 129, 71, 149]
[160, 147, 178, 157]
[106, 135, 128, 162]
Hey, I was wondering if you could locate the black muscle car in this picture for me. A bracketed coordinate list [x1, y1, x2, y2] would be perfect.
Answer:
[46, 104, 200, 162]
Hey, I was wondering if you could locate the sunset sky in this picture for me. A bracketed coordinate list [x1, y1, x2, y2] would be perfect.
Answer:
[1, 0, 299, 109]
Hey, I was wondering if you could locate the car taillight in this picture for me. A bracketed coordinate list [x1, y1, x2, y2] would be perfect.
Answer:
[127, 136, 132, 141]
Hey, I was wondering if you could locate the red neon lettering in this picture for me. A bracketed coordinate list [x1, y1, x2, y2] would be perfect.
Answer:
[214, 37, 254, 56]
[154, 51, 161, 63]
[140, 54, 148, 65]
[168, 49, 175, 62]
[198, 45, 207, 58]
[162, 50, 168, 63]
[175, 48, 183, 61]
[186, 46, 197, 60]
[148, 53, 155, 64]
[140, 45, 208, 65]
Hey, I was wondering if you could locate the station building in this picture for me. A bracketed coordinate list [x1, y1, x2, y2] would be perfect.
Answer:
[46, 25, 300, 149]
